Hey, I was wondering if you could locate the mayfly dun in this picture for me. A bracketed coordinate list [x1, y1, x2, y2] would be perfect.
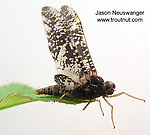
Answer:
[36, 5, 145, 128]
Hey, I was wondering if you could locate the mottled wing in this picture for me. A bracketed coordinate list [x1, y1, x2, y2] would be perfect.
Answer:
[54, 74, 78, 90]
[60, 5, 97, 75]
[42, 6, 84, 83]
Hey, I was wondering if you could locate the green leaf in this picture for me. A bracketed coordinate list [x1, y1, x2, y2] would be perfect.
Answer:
[0, 83, 35, 110]
[0, 83, 91, 111]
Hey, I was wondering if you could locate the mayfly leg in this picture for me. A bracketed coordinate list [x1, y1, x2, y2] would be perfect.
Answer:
[107, 92, 145, 102]
[96, 99, 104, 116]
[56, 93, 66, 102]
[103, 96, 115, 129]
[83, 100, 92, 110]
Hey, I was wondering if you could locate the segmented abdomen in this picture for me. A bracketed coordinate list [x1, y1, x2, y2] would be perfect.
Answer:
[36, 85, 71, 96]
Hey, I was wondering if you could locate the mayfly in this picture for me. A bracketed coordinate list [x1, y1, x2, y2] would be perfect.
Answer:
[36, 5, 145, 128]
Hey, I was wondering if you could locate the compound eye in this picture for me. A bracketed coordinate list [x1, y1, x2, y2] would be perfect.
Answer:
[108, 81, 115, 89]
[112, 83, 116, 89]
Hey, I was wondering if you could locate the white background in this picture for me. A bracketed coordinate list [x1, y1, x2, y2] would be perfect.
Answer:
[0, 0, 150, 135]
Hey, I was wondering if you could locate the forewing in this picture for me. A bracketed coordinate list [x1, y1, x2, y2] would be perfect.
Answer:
[42, 6, 84, 82]
[60, 5, 97, 75]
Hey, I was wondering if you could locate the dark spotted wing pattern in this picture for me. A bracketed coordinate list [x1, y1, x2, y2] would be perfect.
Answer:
[60, 6, 97, 75]
[54, 74, 77, 90]
[42, 6, 97, 84]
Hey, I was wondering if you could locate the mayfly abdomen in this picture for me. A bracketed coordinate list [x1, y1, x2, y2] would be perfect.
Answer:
[36, 85, 68, 96]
